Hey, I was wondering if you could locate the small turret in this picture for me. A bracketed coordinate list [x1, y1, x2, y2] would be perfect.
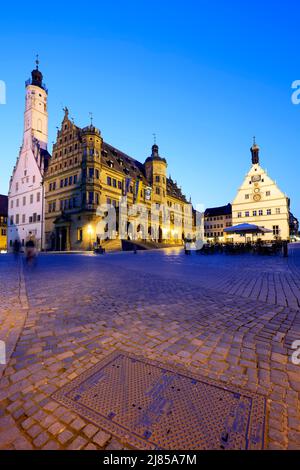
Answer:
[251, 137, 260, 165]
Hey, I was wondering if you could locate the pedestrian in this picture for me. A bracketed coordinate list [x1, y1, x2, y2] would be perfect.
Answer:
[13, 239, 21, 259]
[25, 236, 37, 266]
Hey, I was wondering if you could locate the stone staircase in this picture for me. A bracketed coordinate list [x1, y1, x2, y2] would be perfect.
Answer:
[100, 239, 122, 252]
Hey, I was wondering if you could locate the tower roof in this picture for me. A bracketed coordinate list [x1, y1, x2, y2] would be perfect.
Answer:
[145, 143, 167, 164]
[250, 137, 260, 165]
[25, 56, 48, 92]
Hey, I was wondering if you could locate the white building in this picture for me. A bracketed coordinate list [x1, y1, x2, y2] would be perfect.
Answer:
[231, 141, 290, 242]
[8, 60, 50, 251]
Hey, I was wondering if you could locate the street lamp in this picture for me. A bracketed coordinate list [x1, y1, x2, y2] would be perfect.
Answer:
[87, 224, 93, 251]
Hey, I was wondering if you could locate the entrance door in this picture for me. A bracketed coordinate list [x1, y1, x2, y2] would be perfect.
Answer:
[56, 227, 67, 251]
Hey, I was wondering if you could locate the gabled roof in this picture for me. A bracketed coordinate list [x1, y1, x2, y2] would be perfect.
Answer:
[205, 203, 232, 217]
[102, 142, 148, 184]
[166, 178, 187, 202]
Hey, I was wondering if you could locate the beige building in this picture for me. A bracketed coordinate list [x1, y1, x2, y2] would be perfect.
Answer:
[44, 109, 193, 251]
[231, 142, 290, 242]
[204, 204, 232, 243]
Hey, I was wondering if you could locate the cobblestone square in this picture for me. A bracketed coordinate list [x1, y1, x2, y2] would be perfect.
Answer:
[1, 246, 300, 450]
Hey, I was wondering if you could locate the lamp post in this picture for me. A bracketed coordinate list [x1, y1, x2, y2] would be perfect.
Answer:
[87, 224, 93, 251]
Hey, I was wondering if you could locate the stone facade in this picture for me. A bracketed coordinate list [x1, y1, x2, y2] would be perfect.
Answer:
[44, 109, 192, 251]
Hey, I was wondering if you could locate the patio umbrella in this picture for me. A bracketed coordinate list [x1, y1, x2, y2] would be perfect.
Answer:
[224, 223, 272, 242]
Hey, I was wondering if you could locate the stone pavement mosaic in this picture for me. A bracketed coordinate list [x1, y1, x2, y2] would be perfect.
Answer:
[0, 245, 300, 450]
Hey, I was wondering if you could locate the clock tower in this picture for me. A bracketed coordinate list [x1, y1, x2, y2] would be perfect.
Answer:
[231, 141, 290, 241]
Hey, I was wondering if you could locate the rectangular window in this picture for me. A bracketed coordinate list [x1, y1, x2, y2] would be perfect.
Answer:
[77, 228, 83, 242]
[273, 225, 279, 236]
[96, 169, 99, 179]
[16, 199, 19, 207]
[237, 212, 242, 218]
[107, 176, 112, 186]
[10, 200, 13, 209]
[33, 175, 36, 184]
[88, 192, 93, 204]
[37, 192, 40, 202]
[245, 211, 249, 217]
[113, 179, 117, 188]
[10, 215, 13, 225]
[245, 194, 249, 199]
[259, 210, 263, 216]
[118, 181, 122, 190]
[275, 208, 280, 214]
[64, 178, 68, 187]
[16, 214, 19, 224]
[74, 174, 78, 184]
[266, 191, 271, 196]
[22, 214, 25, 223]
[155, 175, 160, 182]
[29, 216, 33, 223]
[23, 196, 26, 206]
[60, 179, 63, 188]
[253, 210, 257, 216]
[267, 209, 271, 215]
[33, 213, 37, 223]
[69, 176, 73, 185]
[30, 194, 33, 204]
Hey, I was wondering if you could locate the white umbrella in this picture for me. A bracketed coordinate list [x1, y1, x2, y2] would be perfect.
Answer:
[224, 223, 272, 242]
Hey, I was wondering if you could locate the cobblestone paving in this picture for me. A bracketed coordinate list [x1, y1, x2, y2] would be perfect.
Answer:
[0, 246, 300, 450]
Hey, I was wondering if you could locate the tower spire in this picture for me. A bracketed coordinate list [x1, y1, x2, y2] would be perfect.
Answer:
[250, 137, 260, 165]
[35, 54, 39, 70]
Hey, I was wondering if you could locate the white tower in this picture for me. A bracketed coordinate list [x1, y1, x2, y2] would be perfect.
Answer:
[8, 58, 50, 251]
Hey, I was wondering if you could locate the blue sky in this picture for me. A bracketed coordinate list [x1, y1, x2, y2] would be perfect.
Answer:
[0, 1, 300, 215]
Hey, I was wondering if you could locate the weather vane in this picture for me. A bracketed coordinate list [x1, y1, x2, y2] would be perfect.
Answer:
[152, 133, 156, 144]
[253, 136, 256, 145]
[89, 112, 93, 126]
[36, 54, 39, 70]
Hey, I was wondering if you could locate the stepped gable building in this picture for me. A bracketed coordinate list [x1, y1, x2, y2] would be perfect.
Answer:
[231, 141, 290, 242]
[204, 203, 232, 243]
[44, 108, 191, 251]
[0, 194, 8, 251]
[8, 59, 50, 250]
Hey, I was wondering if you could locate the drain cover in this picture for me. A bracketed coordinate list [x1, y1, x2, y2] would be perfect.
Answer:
[52, 351, 266, 450]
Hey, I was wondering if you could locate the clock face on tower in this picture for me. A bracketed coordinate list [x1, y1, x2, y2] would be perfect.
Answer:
[253, 193, 261, 202]
[251, 175, 261, 182]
